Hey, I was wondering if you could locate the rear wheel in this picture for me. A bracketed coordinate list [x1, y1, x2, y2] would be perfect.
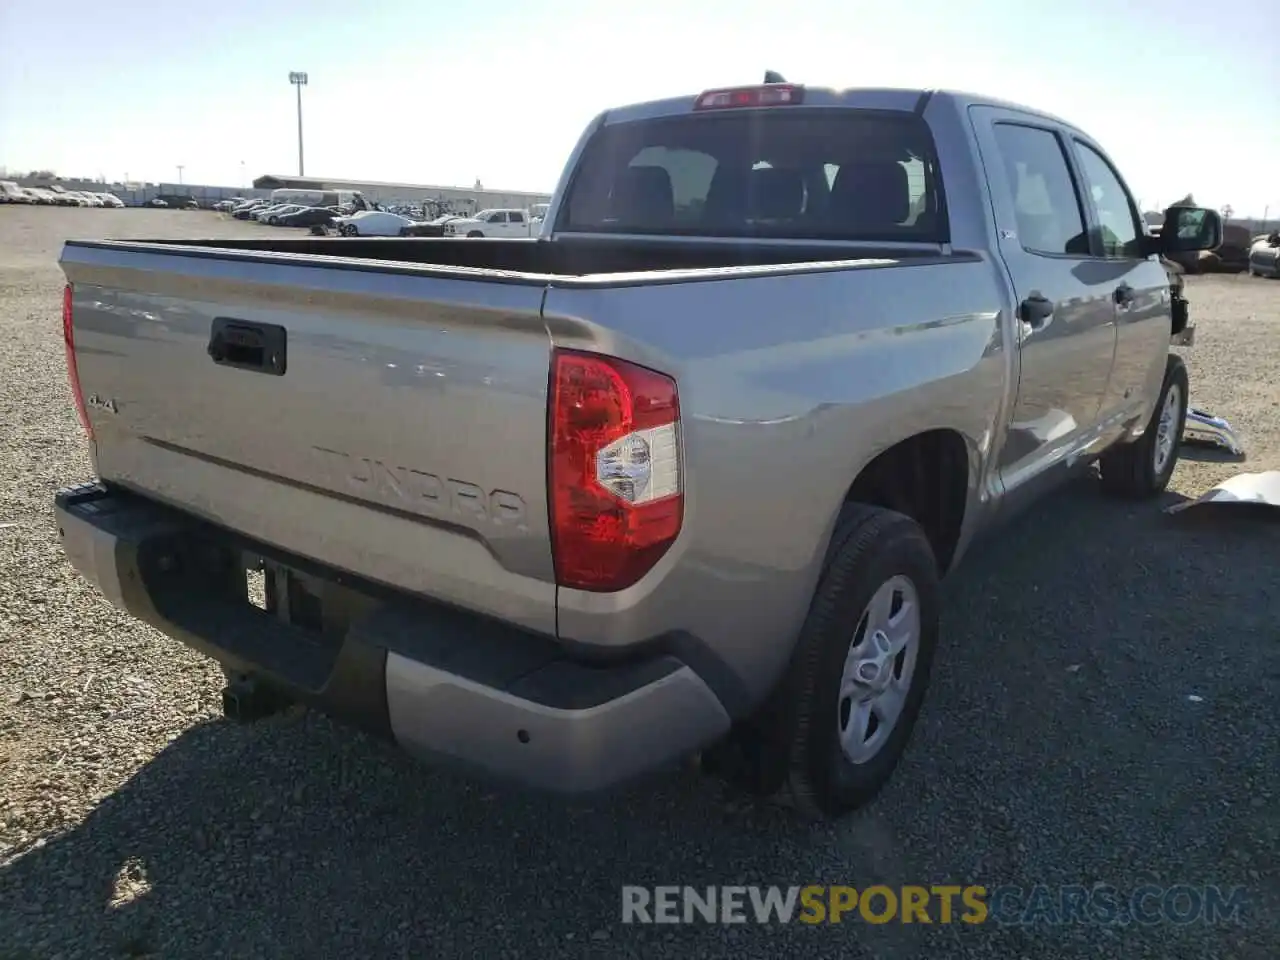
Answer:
[709, 504, 941, 820]
[1098, 354, 1188, 499]
[467, 230, 484, 238]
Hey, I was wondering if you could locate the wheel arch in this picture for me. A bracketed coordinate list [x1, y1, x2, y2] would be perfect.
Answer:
[836, 428, 975, 576]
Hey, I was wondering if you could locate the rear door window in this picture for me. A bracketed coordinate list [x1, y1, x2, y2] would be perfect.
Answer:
[990, 123, 1089, 257]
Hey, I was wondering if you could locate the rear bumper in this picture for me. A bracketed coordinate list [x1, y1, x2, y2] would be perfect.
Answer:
[54, 482, 730, 793]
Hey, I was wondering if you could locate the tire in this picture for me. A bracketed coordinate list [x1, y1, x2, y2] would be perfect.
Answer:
[1098, 354, 1188, 499]
[467, 230, 484, 238]
[340, 224, 357, 237]
[711, 504, 941, 820]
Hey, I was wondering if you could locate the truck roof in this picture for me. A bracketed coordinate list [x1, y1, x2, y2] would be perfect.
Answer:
[601, 86, 1077, 132]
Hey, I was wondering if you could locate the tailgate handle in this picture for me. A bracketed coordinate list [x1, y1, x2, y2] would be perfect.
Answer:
[208, 318, 287, 376]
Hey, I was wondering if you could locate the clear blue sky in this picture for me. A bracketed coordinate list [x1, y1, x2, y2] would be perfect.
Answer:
[2, 0, 1277, 215]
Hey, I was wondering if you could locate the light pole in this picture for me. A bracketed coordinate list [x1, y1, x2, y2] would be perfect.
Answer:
[177, 165, 184, 185]
[288, 71, 308, 176]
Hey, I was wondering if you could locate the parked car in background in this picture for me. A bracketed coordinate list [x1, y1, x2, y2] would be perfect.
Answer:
[1248, 233, 1280, 278]
[262, 204, 308, 225]
[252, 203, 297, 222]
[275, 205, 343, 229]
[0, 181, 31, 203]
[232, 200, 269, 219]
[43, 186, 77, 206]
[1, 185, 124, 207]
[398, 214, 466, 237]
[442, 207, 535, 238]
[331, 209, 418, 237]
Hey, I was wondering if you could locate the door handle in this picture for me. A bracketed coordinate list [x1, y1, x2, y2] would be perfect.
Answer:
[1114, 284, 1135, 307]
[1018, 294, 1054, 329]
[208, 318, 288, 376]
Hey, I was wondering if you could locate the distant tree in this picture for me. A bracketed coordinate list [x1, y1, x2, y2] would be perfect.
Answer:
[28, 169, 57, 180]
[1220, 204, 1234, 220]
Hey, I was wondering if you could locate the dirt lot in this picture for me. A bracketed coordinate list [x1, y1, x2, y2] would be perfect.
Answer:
[0, 206, 1276, 959]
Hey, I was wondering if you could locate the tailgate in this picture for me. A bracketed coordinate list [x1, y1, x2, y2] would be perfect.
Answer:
[61, 241, 557, 633]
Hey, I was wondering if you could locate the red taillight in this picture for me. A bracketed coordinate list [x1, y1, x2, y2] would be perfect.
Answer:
[694, 84, 804, 110]
[63, 283, 93, 440]
[549, 349, 683, 592]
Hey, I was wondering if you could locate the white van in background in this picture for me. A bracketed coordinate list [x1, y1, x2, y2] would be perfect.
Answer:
[270, 188, 370, 211]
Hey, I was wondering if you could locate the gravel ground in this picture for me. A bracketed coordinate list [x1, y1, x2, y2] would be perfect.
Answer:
[0, 207, 1277, 959]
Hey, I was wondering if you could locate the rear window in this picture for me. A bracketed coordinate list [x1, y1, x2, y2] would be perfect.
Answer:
[558, 109, 944, 242]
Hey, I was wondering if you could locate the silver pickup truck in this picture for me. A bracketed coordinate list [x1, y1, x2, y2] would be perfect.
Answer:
[54, 81, 1221, 819]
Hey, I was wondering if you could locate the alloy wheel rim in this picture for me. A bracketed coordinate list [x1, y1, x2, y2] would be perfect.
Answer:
[1154, 384, 1182, 475]
[837, 575, 921, 765]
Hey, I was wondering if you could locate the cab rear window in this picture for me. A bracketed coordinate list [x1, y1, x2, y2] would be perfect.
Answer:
[558, 109, 945, 242]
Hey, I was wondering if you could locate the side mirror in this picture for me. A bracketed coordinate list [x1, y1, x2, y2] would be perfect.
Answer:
[1158, 205, 1223, 253]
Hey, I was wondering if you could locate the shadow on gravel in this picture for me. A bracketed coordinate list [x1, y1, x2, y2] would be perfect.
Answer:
[1178, 444, 1249, 464]
[1, 478, 1276, 960]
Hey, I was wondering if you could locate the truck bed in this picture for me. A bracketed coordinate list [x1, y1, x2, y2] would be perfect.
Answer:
[60, 235, 985, 646]
[71, 235, 954, 279]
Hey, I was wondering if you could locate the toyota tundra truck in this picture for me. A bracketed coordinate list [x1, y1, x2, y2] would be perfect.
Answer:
[53, 80, 1221, 819]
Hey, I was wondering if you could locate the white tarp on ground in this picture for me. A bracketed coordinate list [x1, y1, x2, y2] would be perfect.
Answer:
[1166, 471, 1280, 514]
